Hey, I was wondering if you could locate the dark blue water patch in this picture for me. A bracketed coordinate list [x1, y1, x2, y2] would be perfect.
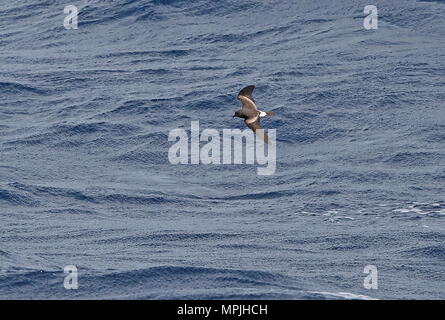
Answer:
[51, 139, 91, 148]
[177, 292, 298, 300]
[40, 69, 130, 82]
[384, 151, 445, 166]
[8, 182, 97, 203]
[224, 68, 256, 79]
[421, 124, 445, 142]
[0, 1, 54, 22]
[216, 243, 315, 254]
[100, 193, 176, 205]
[187, 65, 227, 72]
[299, 90, 339, 105]
[282, 126, 350, 143]
[0, 125, 10, 133]
[0, 265, 307, 299]
[0, 188, 38, 206]
[326, 171, 394, 184]
[188, 24, 294, 45]
[95, 49, 191, 59]
[2, 132, 63, 147]
[129, 132, 170, 148]
[153, 0, 189, 5]
[271, 71, 306, 79]
[111, 149, 167, 165]
[6, 182, 185, 206]
[408, 230, 445, 241]
[183, 94, 234, 111]
[274, 109, 319, 122]
[419, 0, 445, 3]
[300, 18, 336, 25]
[95, 99, 165, 118]
[0, 270, 55, 290]
[210, 190, 296, 201]
[401, 245, 445, 260]
[0, 81, 47, 95]
[144, 232, 239, 242]
[176, 0, 258, 17]
[40, 208, 98, 215]
[285, 233, 399, 246]
[84, 265, 300, 297]
[324, 242, 371, 251]
[3, 122, 143, 149]
[133, 68, 171, 75]
[78, 1, 164, 27]
[51, 122, 141, 137]
[217, 243, 275, 250]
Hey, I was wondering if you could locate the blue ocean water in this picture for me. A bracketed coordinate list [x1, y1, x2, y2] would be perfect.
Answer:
[0, 0, 444, 299]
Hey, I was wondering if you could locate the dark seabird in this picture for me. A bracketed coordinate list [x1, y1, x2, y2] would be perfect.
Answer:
[232, 85, 274, 144]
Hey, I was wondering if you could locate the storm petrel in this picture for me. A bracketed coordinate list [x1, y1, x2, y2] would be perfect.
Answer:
[232, 85, 274, 144]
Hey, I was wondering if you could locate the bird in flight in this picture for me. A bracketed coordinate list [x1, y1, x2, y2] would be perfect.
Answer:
[232, 85, 274, 144]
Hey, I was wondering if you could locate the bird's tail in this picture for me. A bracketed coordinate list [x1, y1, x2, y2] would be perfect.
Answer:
[259, 111, 275, 117]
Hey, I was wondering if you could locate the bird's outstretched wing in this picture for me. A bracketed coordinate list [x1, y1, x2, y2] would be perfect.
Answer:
[245, 116, 269, 144]
[237, 85, 257, 112]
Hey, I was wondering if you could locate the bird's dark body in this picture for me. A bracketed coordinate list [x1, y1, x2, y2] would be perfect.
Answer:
[232, 85, 274, 144]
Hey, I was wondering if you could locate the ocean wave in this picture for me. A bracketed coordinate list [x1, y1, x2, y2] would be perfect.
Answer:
[0, 187, 38, 206]
[309, 291, 378, 300]
[0, 265, 306, 299]
[401, 245, 445, 260]
[392, 202, 445, 218]
[3, 122, 143, 148]
[0, 81, 46, 95]
[385, 151, 445, 166]
[5, 182, 208, 206]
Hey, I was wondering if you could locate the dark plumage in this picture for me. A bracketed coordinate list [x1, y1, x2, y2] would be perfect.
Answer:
[232, 85, 274, 144]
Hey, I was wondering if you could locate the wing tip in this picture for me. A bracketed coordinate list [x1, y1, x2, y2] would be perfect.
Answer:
[238, 85, 255, 97]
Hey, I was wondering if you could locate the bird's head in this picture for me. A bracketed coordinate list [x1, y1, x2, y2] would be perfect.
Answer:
[232, 111, 242, 118]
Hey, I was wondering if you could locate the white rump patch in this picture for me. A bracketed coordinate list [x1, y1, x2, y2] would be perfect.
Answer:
[259, 111, 267, 117]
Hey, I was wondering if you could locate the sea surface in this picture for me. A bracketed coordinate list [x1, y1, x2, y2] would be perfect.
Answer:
[0, 0, 444, 299]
